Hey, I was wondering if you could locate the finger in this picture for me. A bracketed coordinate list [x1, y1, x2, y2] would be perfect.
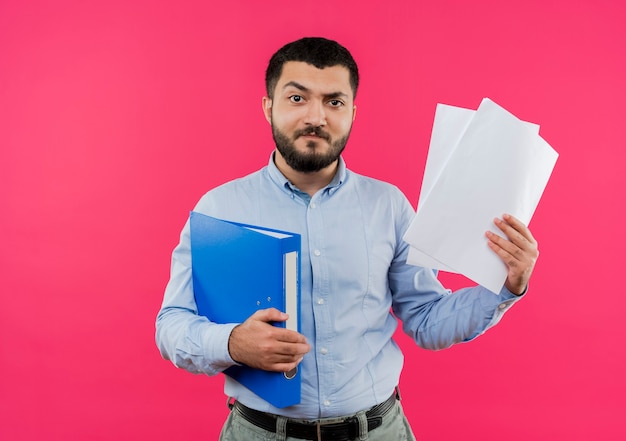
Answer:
[270, 350, 307, 363]
[486, 232, 521, 264]
[500, 214, 537, 245]
[494, 217, 528, 247]
[270, 359, 304, 374]
[486, 230, 524, 262]
[486, 228, 538, 279]
[260, 349, 306, 373]
[497, 216, 539, 261]
[273, 326, 308, 343]
[246, 318, 308, 350]
[492, 220, 531, 254]
[274, 339, 311, 356]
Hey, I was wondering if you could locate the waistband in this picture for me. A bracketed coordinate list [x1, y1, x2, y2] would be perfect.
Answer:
[232, 390, 399, 441]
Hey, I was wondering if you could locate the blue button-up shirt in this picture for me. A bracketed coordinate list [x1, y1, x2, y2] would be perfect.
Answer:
[156, 154, 522, 419]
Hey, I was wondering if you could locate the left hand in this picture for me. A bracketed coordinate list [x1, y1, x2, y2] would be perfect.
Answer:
[486, 214, 539, 295]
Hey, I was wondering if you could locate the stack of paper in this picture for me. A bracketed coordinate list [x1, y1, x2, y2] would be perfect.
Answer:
[403, 98, 558, 293]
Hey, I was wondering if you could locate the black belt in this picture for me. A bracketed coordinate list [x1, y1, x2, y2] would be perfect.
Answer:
[233, 392, 398, 441]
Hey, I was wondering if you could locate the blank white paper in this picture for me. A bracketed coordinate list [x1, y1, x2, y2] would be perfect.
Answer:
[403, 98, 558, 293]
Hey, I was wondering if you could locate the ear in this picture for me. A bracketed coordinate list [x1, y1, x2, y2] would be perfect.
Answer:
[352, 105, 357, 122]
[262, 96, 272, 124]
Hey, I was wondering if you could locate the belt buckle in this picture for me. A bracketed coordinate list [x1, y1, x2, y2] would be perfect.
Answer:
[314, 416, 358, 441]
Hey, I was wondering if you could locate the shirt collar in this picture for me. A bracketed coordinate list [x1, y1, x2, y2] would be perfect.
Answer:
[266, 151, 347, 197]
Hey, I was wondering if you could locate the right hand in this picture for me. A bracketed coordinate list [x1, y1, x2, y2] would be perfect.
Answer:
[228, 308, 310, 373]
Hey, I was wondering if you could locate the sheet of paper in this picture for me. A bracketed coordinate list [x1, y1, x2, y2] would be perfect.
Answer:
[407, 102, 539, 272]
[407, 104, 475, 271]
[404, 98, 558, 293]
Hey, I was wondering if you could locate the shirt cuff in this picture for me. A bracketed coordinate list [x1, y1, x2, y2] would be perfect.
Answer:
[483, 284, 528, 327]
[499, 283, 528, 299]
[202, 322, 240, 369]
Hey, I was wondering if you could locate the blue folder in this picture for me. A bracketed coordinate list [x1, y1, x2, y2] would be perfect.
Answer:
[189, 212, 301, 408]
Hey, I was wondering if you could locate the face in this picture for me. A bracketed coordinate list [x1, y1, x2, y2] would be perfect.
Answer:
[263, 62, 356, 173]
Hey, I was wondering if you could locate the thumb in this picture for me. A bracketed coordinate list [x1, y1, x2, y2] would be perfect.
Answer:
[252, 307, 288, 323]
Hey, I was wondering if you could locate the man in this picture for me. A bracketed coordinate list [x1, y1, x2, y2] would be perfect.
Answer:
[156, 37, 538, 440]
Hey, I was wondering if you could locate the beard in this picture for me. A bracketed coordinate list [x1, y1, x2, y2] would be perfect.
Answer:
[272, 123, 351, 173]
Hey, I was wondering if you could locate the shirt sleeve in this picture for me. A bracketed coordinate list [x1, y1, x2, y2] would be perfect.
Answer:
[155, 217, 239, 375]
[388, 194, 524, 350]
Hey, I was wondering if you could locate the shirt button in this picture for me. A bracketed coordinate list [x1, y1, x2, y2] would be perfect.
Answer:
[314, 249, 321, 256]
[317, 299, 324, 305]
[324, 400, 331, 406]
[320, 347, 328, 355]
[310, 203, 317, 209]
[498, 303, 508, 310]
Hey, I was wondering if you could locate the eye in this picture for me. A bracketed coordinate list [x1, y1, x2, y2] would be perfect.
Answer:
[328, 99, 344, 107]
[289, 95, 304, 103]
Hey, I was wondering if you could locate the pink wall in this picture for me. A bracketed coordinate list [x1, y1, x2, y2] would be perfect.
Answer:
[1, 0, 624, 439]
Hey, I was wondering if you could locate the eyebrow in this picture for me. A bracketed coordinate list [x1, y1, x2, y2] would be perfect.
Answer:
[282, 81, 350, 100]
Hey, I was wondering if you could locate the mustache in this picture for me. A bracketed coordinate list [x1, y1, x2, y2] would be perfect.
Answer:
[293, 126, 331, 142]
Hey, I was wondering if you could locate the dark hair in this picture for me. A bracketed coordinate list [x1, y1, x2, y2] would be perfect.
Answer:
[265, 37, 359, 99]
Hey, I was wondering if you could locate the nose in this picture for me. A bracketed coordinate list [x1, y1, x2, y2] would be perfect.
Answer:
[304, 100, 326, 126]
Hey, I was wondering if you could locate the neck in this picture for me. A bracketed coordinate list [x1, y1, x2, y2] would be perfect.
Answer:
[274, 150, 339, 197]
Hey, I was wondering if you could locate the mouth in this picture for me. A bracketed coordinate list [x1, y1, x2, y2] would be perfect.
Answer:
[296, 128, 330, 142]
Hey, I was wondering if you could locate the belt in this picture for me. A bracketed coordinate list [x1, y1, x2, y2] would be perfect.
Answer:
[233, 392, 398, 441]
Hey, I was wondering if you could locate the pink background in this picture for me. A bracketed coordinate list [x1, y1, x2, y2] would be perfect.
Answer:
[1, 0, 624, 439]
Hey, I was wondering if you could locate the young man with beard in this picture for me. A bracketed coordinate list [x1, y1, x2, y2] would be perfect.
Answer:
[156, 37, 538, 440]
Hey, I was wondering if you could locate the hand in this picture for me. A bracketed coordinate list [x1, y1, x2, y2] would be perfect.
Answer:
[228, 308, 310, 373]
[486, 214, 539, 295]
